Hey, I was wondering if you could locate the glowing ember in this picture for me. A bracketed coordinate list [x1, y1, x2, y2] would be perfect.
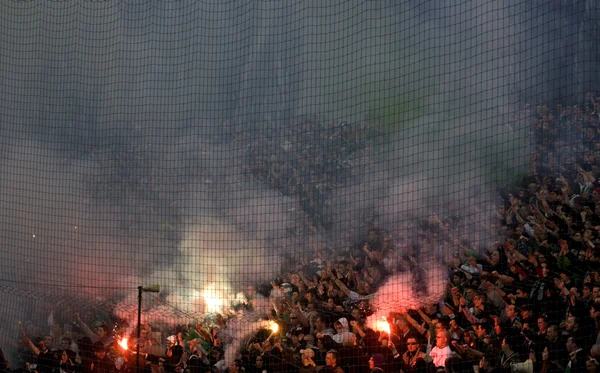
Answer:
[375, 319, 391, 335]
[269, 321, 279, 333]
[118, 338, 129, 350]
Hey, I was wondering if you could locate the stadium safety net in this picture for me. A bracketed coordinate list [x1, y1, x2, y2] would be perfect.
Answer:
[1, 1, 600, 372]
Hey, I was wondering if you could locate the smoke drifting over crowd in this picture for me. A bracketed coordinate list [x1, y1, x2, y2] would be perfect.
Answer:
[0, 0, 599, 352]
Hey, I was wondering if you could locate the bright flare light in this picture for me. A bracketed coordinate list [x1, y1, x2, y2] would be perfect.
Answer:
[375, 318, 391, 335]
[118, 338, 129, 350]
[269, 322, 279, 333]
[202, 289, 223, 313]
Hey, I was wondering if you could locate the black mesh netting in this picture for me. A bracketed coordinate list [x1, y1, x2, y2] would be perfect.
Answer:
[1, 1, 600, 372]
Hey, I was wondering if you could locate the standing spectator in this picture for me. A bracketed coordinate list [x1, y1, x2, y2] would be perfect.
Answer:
[332, 319, 355, 346]
[479, 352, 501, 373]
[314, 315, 335, 338]
[587, 358, 599, 373]
[59, 349, 77, 373]
[565, 336, 586, 373]
[367, 354, 385, 373]
[20, 331, 57, 373]
[91, 342, 114, 373]
[75, 314, 114, 349]
[429, 330, 451, 370]
[545, 325, 568, 367]
[399, 335, 429, 373]
[539, 346, 563, 373]
[298, 349, 317, 373]
[499, 333, 527, 372]
[323, 350, 344, 373]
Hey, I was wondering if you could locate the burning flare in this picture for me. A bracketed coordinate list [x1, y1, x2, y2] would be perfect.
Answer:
[118, 338, 129, 350]
[375, 318, 391, 335]
[202, 288, 224, 313]
[269, 321, 279, 333]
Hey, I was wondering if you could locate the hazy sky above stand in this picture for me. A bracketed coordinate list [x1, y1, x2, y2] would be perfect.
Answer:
[0, 0, 597, 331]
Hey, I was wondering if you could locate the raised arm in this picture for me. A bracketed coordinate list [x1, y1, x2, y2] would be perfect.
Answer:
[415, 308, 432, 326]
[19, 322, 40, 356]
[74, 312, 97, 342]
[402, 312, 426, 335]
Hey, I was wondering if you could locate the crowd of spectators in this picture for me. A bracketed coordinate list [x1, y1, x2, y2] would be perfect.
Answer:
[7, 95, 600, 373]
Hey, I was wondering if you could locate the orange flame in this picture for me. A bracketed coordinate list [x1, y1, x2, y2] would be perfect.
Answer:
[375, 319, 391, 335]
[118, 338, 129, 350]
[269, 321, 279, 333]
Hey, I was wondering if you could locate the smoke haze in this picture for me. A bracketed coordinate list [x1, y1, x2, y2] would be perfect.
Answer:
[0, 0, 598, 354]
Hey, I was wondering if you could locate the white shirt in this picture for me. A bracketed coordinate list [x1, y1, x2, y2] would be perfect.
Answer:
[429, 345, 452, 368]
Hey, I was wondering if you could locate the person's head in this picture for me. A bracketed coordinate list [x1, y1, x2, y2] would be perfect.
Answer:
[502, 333, 524, 357]
[43, 335, 53, 348]
[506, 305, 517, 319]
[211, 346, 223, 361]
[368, 354, 385, 370]
[349, 308, 361, 321]
[449, 319, 459, 331]
[542, 347, 549, 361]
[60, 337, 72, 350]
[317, 335, 335, 352]
[473, 294, 484, 307]
[254, 356, 263, 368]
[537, 316, 549, 332]
[290, 311, 300, 324]
[291, 335, 301, 347]
[325, 350, 339, 367]
[520, 307, 532, 321]
[546, 325, 559, 342]
[566, 335, 581, 353]
[171, 345, 184, 360]
[304, 334, 315, 346]
[435, 320, 447, 334]
[566, 316, 579, 332]
[515, 287, 529, 298]
[334, 318, 348, 333]
[406, 335, 419, 353]
[395, 315, 409, 332]
[97, 324, 110, 339]
[451, 272, 465, 286]
[34, 337, 46, 351]
[587, 357, 599, 373]
[465, 287, 477, 301]
[228, 362, 241, 373]
[435, 330, 450, 349]
[61, 349, 76, 364]
[584, 284, 595, 298]
[480, 353, 498, 371]
[474, 323, 489, 338]
[301, 348, 315, 362]
[315, 314, 329, 331]
[93, 341, 106, 359]
[540, 263, 550, 278]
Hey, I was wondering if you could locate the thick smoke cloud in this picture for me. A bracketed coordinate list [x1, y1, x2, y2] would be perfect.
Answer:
[0, 0, 598, 354]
